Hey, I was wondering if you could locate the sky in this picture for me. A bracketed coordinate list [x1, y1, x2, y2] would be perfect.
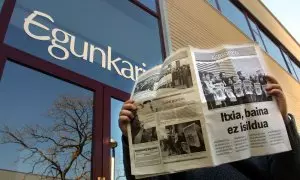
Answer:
[261, 0, 300, 44]
[0, 61, 93, 177]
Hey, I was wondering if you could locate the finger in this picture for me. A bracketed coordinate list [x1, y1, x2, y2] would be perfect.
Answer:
[119, 115, 131, 124]
[119, 109, 134, 119]
[267, 89, 284, 97]
[265, 83, 282, 91]
[124, 99, 134, 104]
[122, 103, 137, 111]
[119, 116, 130, 135]
[265, 75, 279, 84]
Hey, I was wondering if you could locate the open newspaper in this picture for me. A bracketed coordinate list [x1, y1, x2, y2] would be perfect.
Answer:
[128, 44, 291, 178]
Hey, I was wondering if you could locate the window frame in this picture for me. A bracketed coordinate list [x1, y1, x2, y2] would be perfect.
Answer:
[0, 0, 166, 179]
[209, 0, 300, 82]
[0, 40, 105, 180]
[240, 4, 300, 82]
[0, 0, 107, 178]
[130, 0, 158, 17]
[130, 0, 167, 59]
[102, 87, 130, 180]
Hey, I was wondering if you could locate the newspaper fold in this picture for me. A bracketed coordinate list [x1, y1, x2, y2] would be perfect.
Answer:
[128, 44, 291, 178]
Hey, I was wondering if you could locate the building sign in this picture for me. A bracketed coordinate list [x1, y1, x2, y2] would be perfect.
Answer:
[4, 0, 163, 93]
[24, 11, 147, 82]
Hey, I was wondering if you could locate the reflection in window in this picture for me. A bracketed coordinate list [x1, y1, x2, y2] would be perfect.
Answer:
[0, 61, 93, 179]
[288, 58, 300, 81]
[248, 19, 267, 52]
[218, 0, 253, 39]
[283, 51, 299, 81]
[0, 0, 4, 11]
[111, 99, 126, 180]
[291, 61, 300, 82]
[259, 31, 289, 72]
[207, 0, 218, 9]
[138, 0, 157, 12]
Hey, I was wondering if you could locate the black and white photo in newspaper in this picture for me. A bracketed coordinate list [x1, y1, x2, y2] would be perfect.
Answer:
[153, 48, 212, 173]
[128, 65, 165, 176]
[192, 44, 291, 165]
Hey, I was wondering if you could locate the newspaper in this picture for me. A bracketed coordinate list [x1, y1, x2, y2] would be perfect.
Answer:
[128, 44, 291, 178]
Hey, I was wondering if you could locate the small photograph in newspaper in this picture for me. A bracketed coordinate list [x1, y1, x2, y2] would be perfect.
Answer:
[156, 57, 193, 95]
[131, 116, 158, 145]
[132, 68, 160, 101]
[159, 120, 206, 159]
[153, 48, 201, 114]
[196, 50, 272, 110]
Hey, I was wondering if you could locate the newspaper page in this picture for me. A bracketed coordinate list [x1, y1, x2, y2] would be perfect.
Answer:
[192, 44, 291, 165]
[129, 48, 212, 177]
[128, 66, 164, 176]
[128, 44, 291, 178]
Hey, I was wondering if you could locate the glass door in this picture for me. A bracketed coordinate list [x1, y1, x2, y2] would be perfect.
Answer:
[103, 87, 130, 180]
[0, 57, 104, 180]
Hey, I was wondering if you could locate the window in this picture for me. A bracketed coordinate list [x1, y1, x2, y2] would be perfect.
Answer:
[207, 0, 218, 9]
[111, 99, 126, 180]
[291, 60, 300, 81]
[259, 31, 289, 72]
[0, 60, 94, 179]
[283, 51, 300, 81]
[217, 0, 253, 39]
[208, 0, 299, 78]
[138, 0, 157, 12]
[4, 0, 163, 93]
[248, 19, 267, 52]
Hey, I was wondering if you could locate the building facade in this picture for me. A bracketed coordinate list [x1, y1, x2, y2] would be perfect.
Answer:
[0, 0, 298, 180]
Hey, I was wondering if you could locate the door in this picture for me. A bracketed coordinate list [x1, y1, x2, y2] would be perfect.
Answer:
[0, 0, 164, 179]
[0, 47, 104, 180]
[103, 87, 130, 180]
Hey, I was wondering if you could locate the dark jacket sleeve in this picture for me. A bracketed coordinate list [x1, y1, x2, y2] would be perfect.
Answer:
[269, 114, 300, 180]
[122, 135, 136, 180]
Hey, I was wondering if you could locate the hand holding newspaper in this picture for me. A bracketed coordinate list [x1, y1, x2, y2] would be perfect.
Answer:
[128, 44, 291, 178]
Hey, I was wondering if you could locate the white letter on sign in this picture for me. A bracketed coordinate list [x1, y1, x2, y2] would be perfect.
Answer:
[24, 10, 54, 41]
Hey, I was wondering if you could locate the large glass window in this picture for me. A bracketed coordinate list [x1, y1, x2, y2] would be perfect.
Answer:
[138, 0, 157, 12]
[111, 99, 126, 180]
[0, 60, 94, 179]
[282, 51, 299, 81]
[207, 0, 218, 9]
[4, 0, 163, 93]
[218, 0, 253, 39]
[207, 0, 300, 79]
[248, 19, 267, 52]
[259, 31, 289, 72]
[291, 61, 300, 82]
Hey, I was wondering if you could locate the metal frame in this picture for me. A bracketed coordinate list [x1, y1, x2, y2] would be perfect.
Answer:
[102, 87, 130, 180]
[130, 0, 167, 59]
[157, 0, 172, 56]
[156, 0, 167, 59]
[129, 0, 158, 18]
[0, 0, 166, 180]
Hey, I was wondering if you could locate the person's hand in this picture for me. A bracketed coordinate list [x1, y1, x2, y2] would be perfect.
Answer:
[265, 75, 288, 121]
[119, 99, 137, 136]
